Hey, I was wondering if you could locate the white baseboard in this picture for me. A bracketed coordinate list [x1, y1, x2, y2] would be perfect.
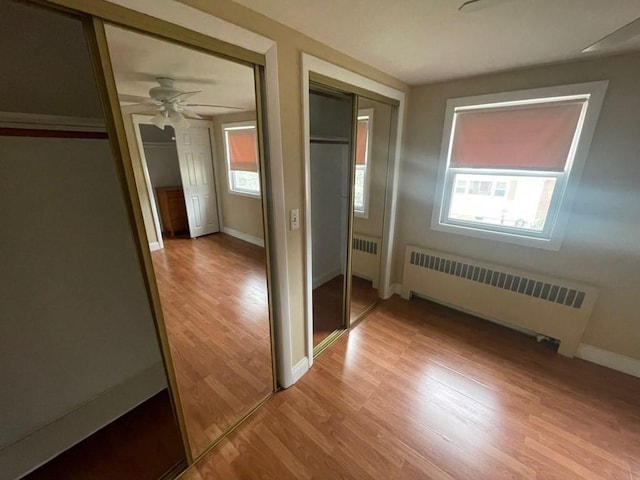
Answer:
[576, 344, 640, 378]
[1, 363, 167, 480]
[290, 357, 309, 386]
[149, 241, 162, 252]
[222, 227, 264, 247]
[390, 283, 402, 297]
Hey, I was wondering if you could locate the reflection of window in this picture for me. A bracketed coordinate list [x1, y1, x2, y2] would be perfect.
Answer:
[222, 121, 260, 196]
[455, 180, 467, 193]
[469, 180, 492, 195]
[431, 82, 607, 249]
[354, 109, 373, 217]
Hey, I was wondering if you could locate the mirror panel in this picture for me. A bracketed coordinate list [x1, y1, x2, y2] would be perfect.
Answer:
[349, 97, 394, 322]
[0, 2, 185, 478]
[104, 25, 275, 458]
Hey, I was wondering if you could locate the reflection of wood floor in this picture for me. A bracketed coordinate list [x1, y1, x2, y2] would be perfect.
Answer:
[25, 390, 184, 480]
[152, 233, 273, 457]
[312, 275, 378, 347]
[182, 295, 640, 479]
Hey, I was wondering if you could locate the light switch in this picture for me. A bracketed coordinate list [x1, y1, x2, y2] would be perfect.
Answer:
[290, 209, 299, 230]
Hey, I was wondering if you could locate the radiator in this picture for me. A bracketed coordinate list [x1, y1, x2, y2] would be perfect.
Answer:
[352, 234, 381, 289]
[401, 245, 598, 357]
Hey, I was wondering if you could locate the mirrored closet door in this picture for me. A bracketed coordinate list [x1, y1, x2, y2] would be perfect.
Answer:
[308, 81, 398, 355]
[348, 97, 394, 323]
[103, 25, 276, 459]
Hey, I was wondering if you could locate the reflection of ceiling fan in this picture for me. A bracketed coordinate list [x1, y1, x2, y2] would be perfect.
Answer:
[583, 17, 640, 53]
[119, 77, 243, 130]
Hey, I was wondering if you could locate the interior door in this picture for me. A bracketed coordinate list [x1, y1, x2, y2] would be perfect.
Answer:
[174, 125, 220, 238]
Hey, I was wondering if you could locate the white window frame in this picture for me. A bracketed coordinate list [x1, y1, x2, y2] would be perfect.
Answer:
[221, 120, 261, 197]
[354, 108, 374, 218]
[431, 81, 608, 251]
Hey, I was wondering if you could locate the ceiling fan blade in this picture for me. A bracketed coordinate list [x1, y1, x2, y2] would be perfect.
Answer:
[118, 94, 154, 104]
[120, 103, 160, 114]
[583, 17, 640, 53]
[181, 108, 203, 120]
[458, 0, 514, 12]
[185, 103, 244, 110]
[169, 90, 201, 102]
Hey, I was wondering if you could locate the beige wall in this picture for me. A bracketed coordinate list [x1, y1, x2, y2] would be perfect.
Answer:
[395, 51, 640, 361]
[211, 111, 264, 240]
[179, 0, 408, 364]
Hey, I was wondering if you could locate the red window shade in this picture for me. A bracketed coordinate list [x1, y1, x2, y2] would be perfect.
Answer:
[227, 128, 258, 172]
[356, 119, 369, 165]
[450, 101, 585, 171]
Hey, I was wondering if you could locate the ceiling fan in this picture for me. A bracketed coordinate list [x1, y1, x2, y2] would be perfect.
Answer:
[583, 17, 640, 53]
[119, 77, 243, 130]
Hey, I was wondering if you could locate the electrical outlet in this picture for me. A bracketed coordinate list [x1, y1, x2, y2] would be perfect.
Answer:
[290, 209, 299, 230]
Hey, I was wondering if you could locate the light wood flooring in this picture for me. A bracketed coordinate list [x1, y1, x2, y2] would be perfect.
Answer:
[312, 275, 379, 347]
[182, 295, 640, 479]
[152, 233, 274, 458]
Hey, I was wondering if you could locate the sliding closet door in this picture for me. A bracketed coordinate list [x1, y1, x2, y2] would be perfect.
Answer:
[0, 2, 186, 478]
[103, 24, 275, 459]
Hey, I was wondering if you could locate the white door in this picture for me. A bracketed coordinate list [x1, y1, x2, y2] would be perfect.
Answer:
[174, 126, 220, 238]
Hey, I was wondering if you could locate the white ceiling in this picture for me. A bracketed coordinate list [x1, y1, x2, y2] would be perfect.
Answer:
[232, 0, 640, 85]
[104, 25, 256, 116]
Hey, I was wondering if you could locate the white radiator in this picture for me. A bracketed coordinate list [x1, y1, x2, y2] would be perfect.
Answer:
[352, 234, 381, 289]
[401, 245, 598, 357]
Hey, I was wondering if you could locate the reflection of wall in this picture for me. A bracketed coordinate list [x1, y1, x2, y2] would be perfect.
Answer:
[143, 143, 182, 188]
[396, 51, 640, 362]
[211, 111, 264, 242]
[353, 98, 392, 239]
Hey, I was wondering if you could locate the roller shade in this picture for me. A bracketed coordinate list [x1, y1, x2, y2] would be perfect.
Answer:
[450, 101, 585, 171]
[226, 127, 258, 172]
[356, 118, 369, 165]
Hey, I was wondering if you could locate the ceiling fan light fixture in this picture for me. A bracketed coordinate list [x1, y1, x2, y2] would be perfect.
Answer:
[150, 111, 169, 130]
[168, 108, 190, 130]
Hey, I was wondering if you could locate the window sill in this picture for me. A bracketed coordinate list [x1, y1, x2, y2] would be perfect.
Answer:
[431, 220, 562, 251]
[229, 189, 261, 199]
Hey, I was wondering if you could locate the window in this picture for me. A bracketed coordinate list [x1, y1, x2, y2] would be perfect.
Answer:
[222, 121, 260, 196]
[354, 109, 373, 217]
[431, 81, 607, 250]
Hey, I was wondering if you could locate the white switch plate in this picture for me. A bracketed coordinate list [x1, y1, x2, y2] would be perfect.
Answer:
[290, 209, 299, 230]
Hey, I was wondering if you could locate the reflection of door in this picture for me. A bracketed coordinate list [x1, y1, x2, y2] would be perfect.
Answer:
[174, 126, 219, 238]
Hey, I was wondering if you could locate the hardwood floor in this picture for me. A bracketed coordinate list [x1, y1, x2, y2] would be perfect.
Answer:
[181, 295, 640, 479]
[312, 275, 345, 347]
[152, 233, 274, 458]
[26, 390, 184, 480]
[350, 275, 378, 321]
[313, 275, 379, 347]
